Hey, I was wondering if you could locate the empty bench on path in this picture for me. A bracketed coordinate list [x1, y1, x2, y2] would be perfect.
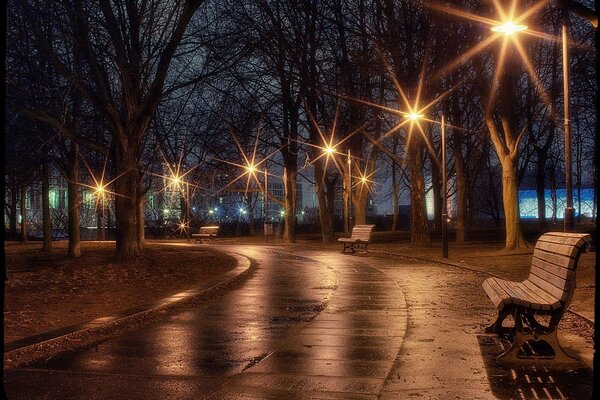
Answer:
[338, 224, 375, 253]
[482, 232, 592, 365]
[192, 226, 220, 243]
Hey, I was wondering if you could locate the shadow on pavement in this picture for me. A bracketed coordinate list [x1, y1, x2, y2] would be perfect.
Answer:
[477, 334, 593, 399]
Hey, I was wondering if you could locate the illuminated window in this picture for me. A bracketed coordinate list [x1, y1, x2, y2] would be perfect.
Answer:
[25, 191, 31, 209]
[49, 189, 58, 209]
[59, 189, 66, 209]
[83, 191, 94, 207]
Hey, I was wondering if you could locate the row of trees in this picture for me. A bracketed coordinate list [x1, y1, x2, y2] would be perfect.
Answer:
[6, 0, 596, 259]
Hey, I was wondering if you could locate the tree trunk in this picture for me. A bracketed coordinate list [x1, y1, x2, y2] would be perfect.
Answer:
[67, 144, 81, 258]
[535, 154, 548, 230]
[137, 194, 145, 249]
[430, 157, 441, 231]
[20, 185, 28, 242]
[354, 147, 378, 225]
[453, 130, 467, 243]
[314, 163, 335, 243]
[247, 194, 256, 236]
[283, 165, 297, 242]
[501, 159, 525, 250]
[10, 184, 18, 239]
[391, 138, 399, 231]
[42, 163, 52, 251]
[409, 142, 430, 247]
[114, 145, 140, 260]
[97, 204, 105, 241]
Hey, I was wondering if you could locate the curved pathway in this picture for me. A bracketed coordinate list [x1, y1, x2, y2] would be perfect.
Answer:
[3, 245, 592, 399]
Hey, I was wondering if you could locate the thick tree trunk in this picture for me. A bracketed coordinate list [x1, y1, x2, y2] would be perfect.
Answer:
[10, 184, 18, 239]
[41, 163, 52, 251]
[67, 145, 81, 258]
[391, 139, 399, 231]
[114, 146, 140, 260]
[453, 131, 467, 243]
[314, 163, 335, 243]
[283, 165, 297, 242]
[501, 160, 525, 250]
[430, 159, 441, 231]
[97, 204, 105, 241]
[409, 143, 430, 247]
[137, 194, 145, 249]
[20, 185, 28, 242]
[535, 155, 548, 230]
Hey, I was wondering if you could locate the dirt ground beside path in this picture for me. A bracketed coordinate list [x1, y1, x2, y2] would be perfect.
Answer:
[4, 241, 237, 344]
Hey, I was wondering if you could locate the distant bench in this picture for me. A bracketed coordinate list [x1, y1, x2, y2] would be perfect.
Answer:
[482, 232, 592, 364]
[338, 224, 375, 253]
[192, 226, 220, 243]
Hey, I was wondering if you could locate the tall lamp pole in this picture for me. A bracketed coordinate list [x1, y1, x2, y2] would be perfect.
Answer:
[264, 163, 270, 242]
[441, 115, 448, 258]
[562, 10, 575, 232]
[347, 149, 353, 232]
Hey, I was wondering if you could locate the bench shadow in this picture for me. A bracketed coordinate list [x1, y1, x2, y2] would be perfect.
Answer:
[476, 334, 593, 400]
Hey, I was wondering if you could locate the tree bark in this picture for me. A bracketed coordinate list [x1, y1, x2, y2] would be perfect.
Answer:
[20, 185, 28, 242]
[41, 162, 52, 251]
[10, 183, 18, 239]
[391, 139, 399, 231]
[114, 145, 140, 260]
[501, 158, 526, 250]
[96, 203, 105, 241]
[314, 162, 335, 243]
[452, 126, 467, 243]
[354, 147, 378, 225]
[283, 165, 297, 242]
[535, 154, 548, 230]
[430, 156, 441, 231]
[67, 143, 81, 258]
[409, 139, 430, 247]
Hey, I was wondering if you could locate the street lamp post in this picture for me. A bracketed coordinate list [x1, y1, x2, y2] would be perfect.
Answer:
[441, 115, 448, 258]
[347, 149, 353, 233]
[491, 15, 575, 231]
[561, 11, 575, 232]
[264, 163, 271, 242]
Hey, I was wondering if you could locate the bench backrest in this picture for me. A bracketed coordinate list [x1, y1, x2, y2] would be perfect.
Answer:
[350, 224, 375, 241]
[528, 232, 591, 308]
[199, 226, 219, 235]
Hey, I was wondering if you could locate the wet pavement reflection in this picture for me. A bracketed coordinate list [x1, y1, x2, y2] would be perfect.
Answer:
[3, 245, 593, 399]
[4, 246, 410, 399]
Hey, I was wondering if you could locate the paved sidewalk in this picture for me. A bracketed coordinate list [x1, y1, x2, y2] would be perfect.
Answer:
[3, 244, 594, 399]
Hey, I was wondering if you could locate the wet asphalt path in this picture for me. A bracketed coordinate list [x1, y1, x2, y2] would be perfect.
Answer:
[4, 245, 593, 399]
[4, 246, 407, 399]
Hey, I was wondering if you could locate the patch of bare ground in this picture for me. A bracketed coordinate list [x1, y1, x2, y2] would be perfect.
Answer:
[4, 241, 236, 343]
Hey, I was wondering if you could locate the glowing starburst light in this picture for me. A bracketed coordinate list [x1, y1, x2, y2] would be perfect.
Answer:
[491, 21, 527, 35]
[324, 146, 336, 156]
[95, 184, 106, 197]
[406, 112, 424, 121]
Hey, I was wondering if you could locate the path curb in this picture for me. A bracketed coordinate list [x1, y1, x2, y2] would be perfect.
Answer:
[4, 250, 254, 371]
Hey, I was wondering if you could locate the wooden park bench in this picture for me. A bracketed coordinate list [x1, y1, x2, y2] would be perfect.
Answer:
[482, 232, 592, 365]
[338, 224, 375, 253]
[192, 226, 220, 243]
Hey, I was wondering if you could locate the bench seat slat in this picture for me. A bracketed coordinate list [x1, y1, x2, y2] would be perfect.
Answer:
[530, 257, 573, 280]
[535, 241, 583, 257]
[522, 280, 561, 310]
[533, 248, 575, 270]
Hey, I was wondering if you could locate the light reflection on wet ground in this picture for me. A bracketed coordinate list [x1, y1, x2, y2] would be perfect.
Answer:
[3, 246, 593, 399]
